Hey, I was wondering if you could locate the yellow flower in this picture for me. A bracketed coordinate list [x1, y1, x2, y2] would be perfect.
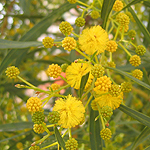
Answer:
[94, 75, 112, 93]
[26, 97, 42, 113]
[66, 62, 91, 89]
[113, 0, 123, 12]
[79, 25, 109, 55]
[53, 95, 85, 128]
[93, 92, 123, 110]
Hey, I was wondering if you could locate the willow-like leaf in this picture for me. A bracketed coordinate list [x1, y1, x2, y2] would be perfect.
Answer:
[89, 108, 103, 150]
[107, 67, 150, 90]
[131, 126, 150, 150]
[119, 104, 150, 128]
[54, 126, 66, 150]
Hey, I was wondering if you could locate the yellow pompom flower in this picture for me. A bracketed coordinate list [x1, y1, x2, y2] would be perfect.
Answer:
[33, 123, 46, 134]
[106, 40, 118, 52]
[90, 10, 100, 19]
[129, 55, 141, 67]
[93, 92, 123, 110]
[62, 37, 76, 51]
[66, 62, 91, 89]
[132, 69, 143, 80]
[26, 97, 42, 113]
[47, 64, 62, 78]
[116, 12, 130, 26]
[113, 0, 123, 12]
[16, 142, 23, 149]
[42, 37, 54, 48]
[67, 0, 77, 4]
[79, 25, 109, 55]
[5, 66, 20, 79]
[53, 95, 85, 128]
[49, 83, 60, 94]
[94, 75, 112, 93]
[59, 21, 73, 35]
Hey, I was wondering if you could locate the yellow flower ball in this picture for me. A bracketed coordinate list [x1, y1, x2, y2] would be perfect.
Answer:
[53, 95, 85, 128]
[66, 62, 91, 89]
[26, 97, 42, 113]
[94, 75, 112, 93]
[113, 0, 123, 12]
[47, 64, 62, 78]
[106, 40, 118, 52]
[62, 37, 76, 51]
[129, 55, 141, 67]
[79, 25, 109, 55]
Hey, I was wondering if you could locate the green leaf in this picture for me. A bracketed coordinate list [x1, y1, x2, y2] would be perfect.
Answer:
[107, 67, 150, 90]
[122, 0, 142, 10]
[89, 108, 103, 150]
[128, 5, 150, 43]
[0, 39, 42, 49]
[118, 104, 150, 128]
[101, 0, 116, 29]
[0, 130, 31, 143]
[131, 126, 150, 150]
[54, 126, 66, 150]
[0, 122, 33, 132]
[143, 0, 150, 7]
[78, 72, 89, 98]
[19, 0, 31, 16]
[0, 1, 83, 73]
[144, 145, 150, 150]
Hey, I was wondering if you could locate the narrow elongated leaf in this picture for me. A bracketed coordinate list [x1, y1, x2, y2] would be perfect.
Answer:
[122, 0, 142, 10]
[79, 72, 89, 98]
[0, 130, 31, 143]
[19, 0, 31, 16]
[89, 108, 102, 150]
[0, 122, 33, 131]
[118, 104, 150, 128]
[0, 39, 42, 49]
[131, 126, 150, 150]
[54, 126, 66, 150]
[145, 145, 150, 150]
[128, 5, 150, 43]
[107, 67, 150, 90]
[101, 0, 115, 29]
[143, 1, 150, 7]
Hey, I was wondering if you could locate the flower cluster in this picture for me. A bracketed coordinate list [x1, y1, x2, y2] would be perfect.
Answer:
[5, 0, 148, 149]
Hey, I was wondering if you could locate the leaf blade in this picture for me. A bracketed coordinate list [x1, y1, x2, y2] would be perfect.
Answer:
[118, 104, 150, 128]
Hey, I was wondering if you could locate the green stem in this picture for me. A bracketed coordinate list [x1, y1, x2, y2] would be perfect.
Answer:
[75, 48, 92, 62]
[47, 124, 55, 128]
[42, 122, 51, 134]
[85, 95, 93, 109]
[41, 142, 58, 149]
[114, 24, 120, 41]
[17, 76, 51, 94]
[17, 76, 36, 88]
[72, 32, 79, 38]
[121, 26, 125, 41]
[110, 52, 112, 62]
[68, 128, 72, 139]
[60, 75, 67, 83]
[81, 78, 95, 101]
[54, 84, 70, 93]
[130, 41, 137, 48]
[118, 43, 132, 57]
[97, 104, 105, 129]
[94, 55, 99, 63]
[33, 133, 50, 145]
[106, 69, 116, 84]
[77, 0, 90, 7]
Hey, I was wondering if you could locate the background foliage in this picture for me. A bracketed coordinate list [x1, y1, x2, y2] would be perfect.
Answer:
[0, 0, 150, 150]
